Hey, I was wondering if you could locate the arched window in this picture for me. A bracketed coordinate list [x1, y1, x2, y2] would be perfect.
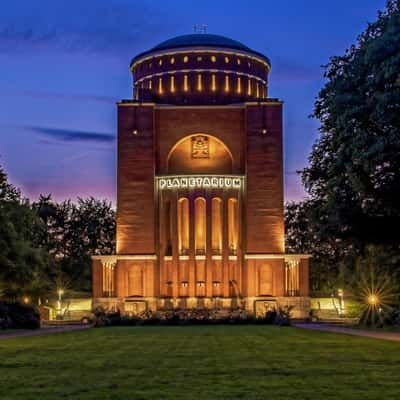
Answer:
[195, 197, 206, 255]
[228, 198, 238, 255]
[164, 200, 172, 256]
[212, 198, 222, 255]
[178, 198, 189, 255]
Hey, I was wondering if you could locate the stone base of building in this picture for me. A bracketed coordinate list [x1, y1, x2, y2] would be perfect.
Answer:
[92, 296, 310, 319]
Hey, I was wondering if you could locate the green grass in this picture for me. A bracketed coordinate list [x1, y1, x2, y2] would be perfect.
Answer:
[0, 326, 399, 400]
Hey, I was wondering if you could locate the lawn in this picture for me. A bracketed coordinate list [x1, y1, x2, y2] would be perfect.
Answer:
[0, 326, 399, 400]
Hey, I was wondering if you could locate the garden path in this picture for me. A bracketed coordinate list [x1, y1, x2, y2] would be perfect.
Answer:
[295, 323, 400, 342]
[0, 324, 92, 340]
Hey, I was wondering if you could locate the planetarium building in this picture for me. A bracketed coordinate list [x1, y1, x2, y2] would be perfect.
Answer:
[92, 33, 310, 316]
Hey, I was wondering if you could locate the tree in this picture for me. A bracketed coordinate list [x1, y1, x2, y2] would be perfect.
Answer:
[0, 166, 50, 301]
[303, 0, 400, 247]
[33, 196, 116, 292]
[285, 2, 400, 296]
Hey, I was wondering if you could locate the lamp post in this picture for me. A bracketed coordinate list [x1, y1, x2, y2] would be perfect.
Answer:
[338, 289, 344, 315]
[57, 289, 64, 318]
[368, 294, 379, 307]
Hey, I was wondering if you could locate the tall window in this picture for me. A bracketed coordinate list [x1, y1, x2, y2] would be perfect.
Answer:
[256, 82, 260, 98]
[164, 200, 172, 256]
[178, 198, 189, 255]
[285, 260, 299, 296]
[195, 197, 206, 255]
[170, 75, 175, 92]
[148, 79, 152, 90]
[211, 198, 222, 255]
[228, 198, 238, 255]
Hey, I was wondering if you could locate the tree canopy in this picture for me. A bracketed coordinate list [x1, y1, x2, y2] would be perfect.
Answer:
[0, 165, 116, 302]
[287, 0, 400, 294]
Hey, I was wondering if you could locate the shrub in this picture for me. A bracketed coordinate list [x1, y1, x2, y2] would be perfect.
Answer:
[0, 301, 40, 329]
[93, 307, 290, 327]
[274, 305, 294, 326]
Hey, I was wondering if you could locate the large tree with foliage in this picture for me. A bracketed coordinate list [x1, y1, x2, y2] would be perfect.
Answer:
[34, 196, 116, 292]
[286, 1, 400, 294]
[303, 0, 400, 247]
[0, 166, 49, 300]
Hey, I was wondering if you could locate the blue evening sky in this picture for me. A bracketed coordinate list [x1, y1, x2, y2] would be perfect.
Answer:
[0, 0, 386, 203]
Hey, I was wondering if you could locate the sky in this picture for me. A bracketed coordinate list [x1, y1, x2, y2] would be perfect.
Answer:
[0, 0, 387, 203]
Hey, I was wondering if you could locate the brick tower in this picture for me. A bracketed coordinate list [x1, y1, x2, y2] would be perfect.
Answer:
[92, 33, 310, 317]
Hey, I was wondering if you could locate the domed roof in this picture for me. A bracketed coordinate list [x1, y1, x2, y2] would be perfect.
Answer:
[131, 33, 270, 66]
[153, 34, 252, 52]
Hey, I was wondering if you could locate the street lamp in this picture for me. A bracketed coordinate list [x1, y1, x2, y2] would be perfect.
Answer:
[338, 289, 344, 315]
[368, 294, 379, 306]
[57, 288, 64, 317]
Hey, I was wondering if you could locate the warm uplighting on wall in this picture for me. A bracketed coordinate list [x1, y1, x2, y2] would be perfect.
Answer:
[148, 79, 152, 90]
[211, 74, 216, 91]
[184, 74, 189, 92]
[170, 75, 175, 92]
[256, 82, 260, 98]
[247, 79, 252, 95]
[225, 75, 230, 92]
[197, 74, 202, 91]
[158, 77, 163, 94]
[237, 77, 242, 94]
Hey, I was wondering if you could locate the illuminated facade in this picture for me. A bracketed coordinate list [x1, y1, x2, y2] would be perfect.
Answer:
[92, 34, 310, 316]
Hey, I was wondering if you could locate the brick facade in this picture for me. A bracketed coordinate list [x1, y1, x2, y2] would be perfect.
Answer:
[92, 34, 310, 317]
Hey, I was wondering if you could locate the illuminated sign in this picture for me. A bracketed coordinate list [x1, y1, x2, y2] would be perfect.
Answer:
[157, 175, 243, 190]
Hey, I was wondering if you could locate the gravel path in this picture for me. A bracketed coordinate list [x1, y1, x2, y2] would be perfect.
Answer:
[0, 324, 92, 340]
[295, 323, 400, 342]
